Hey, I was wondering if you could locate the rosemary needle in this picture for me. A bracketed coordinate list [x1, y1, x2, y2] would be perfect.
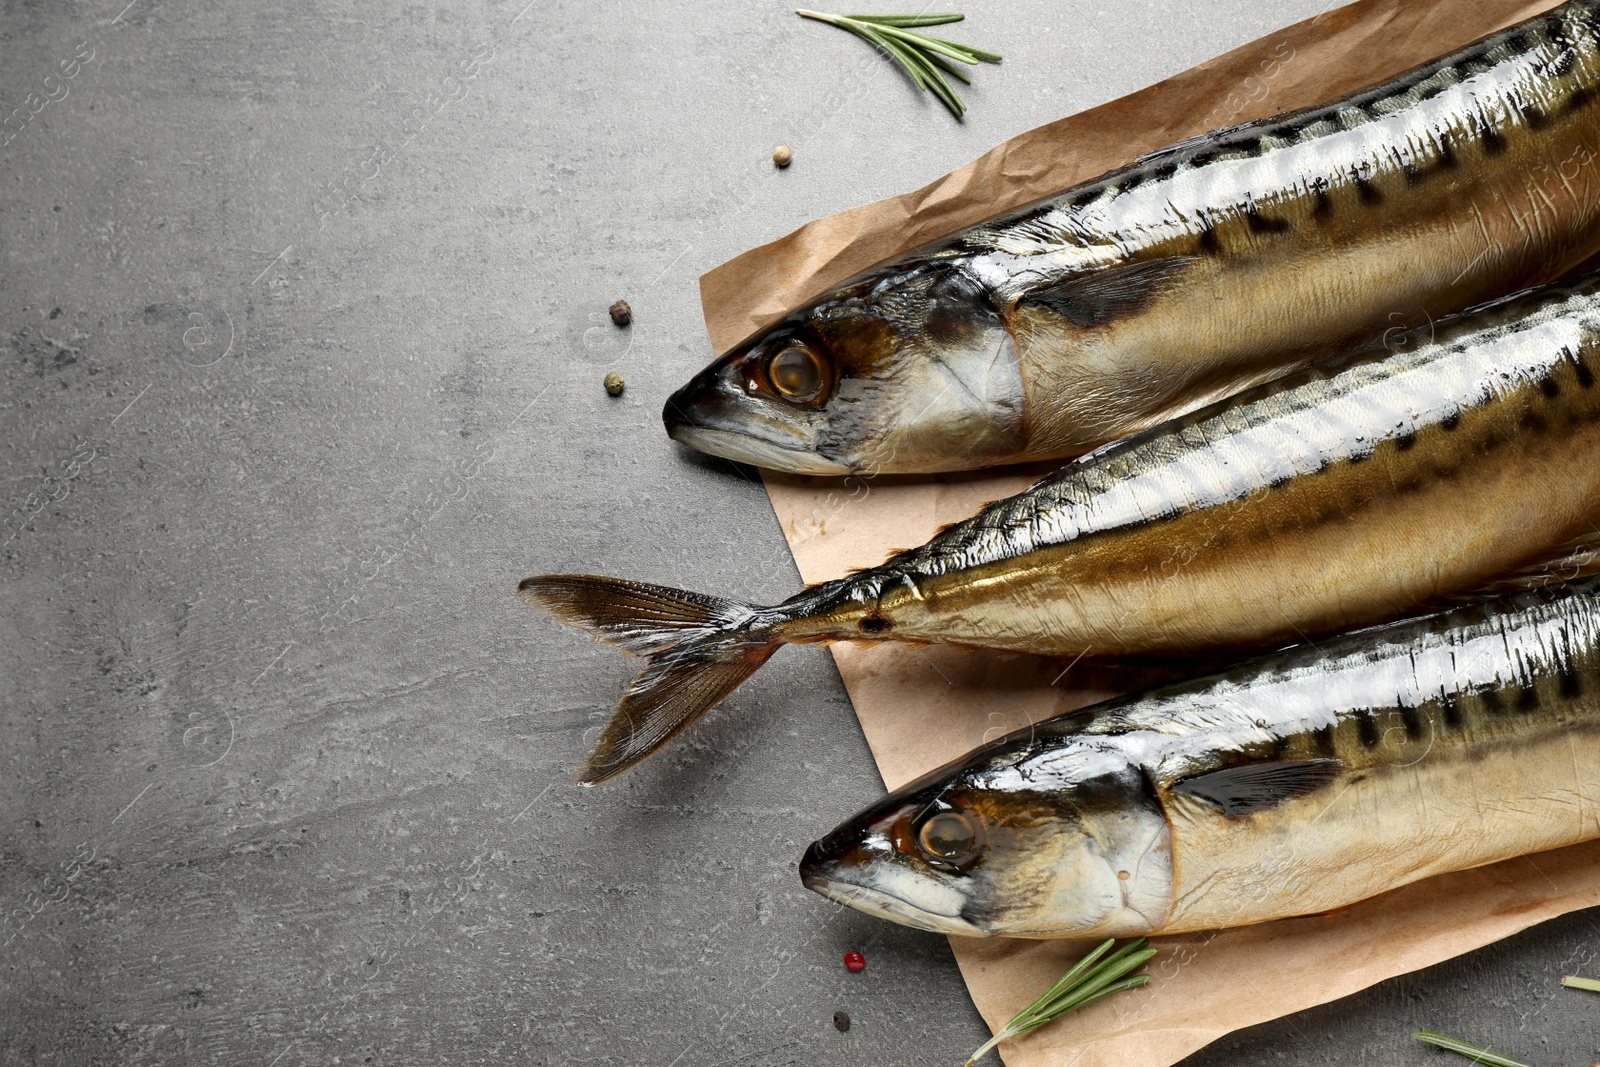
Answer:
[794, 10, 1001, 119]
[1411, 1029, 1534, 1067]
[1561, 974, 1600, 992]
[965, 938, 1156, 1065]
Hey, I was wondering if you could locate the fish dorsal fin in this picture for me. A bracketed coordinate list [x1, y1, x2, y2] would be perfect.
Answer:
[1170, 758, 1343, 818]
[1018, 256, 1196, 329]
[1134, 119, 1261, 165]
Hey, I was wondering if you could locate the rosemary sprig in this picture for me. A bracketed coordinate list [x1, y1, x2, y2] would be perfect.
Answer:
[794, 10, 1001, 119]
[965, 938, 1156, 1065]
[1411, 1029, 1534, 1067]
[1562, 974, 1600, 992]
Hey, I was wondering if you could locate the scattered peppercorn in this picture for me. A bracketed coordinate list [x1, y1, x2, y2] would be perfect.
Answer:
[832, 1011, 851, 1032]
[843, 949, 866, 972]
[608, 299, 632, 327]
[603, 372, 625, 397]
[773, 144, 792, 168]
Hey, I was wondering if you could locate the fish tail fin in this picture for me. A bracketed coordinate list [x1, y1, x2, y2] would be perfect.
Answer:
[578, 636, 778, 785]
[518, 575, 781, 784]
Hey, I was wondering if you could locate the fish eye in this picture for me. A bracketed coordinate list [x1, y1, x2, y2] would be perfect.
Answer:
[766, 344, 828, 403]
[916, 810, 981, 867]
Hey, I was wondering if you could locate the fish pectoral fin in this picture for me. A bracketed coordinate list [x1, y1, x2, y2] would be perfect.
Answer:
[1169, 758, 1344, 818]
[1017, 256, 1197, 329]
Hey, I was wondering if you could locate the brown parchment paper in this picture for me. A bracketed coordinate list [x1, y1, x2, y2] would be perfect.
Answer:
[697, 1, 1600, 1065]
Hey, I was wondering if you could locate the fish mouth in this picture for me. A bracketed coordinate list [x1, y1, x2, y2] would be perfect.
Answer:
[663, 363, 857, 475]
[800, 841, 987, 937]
[665, 423, 853, 475]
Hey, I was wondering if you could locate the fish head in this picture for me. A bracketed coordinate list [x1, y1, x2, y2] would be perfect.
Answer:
[664, 262, 1027, 475]
[800, 733, 1172, 938]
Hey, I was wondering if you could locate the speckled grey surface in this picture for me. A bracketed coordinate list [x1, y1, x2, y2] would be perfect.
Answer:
[2, 1, 1598, 1064]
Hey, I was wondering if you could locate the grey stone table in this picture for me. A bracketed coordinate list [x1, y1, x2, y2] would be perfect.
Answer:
[2, 1, 1597, 1064]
